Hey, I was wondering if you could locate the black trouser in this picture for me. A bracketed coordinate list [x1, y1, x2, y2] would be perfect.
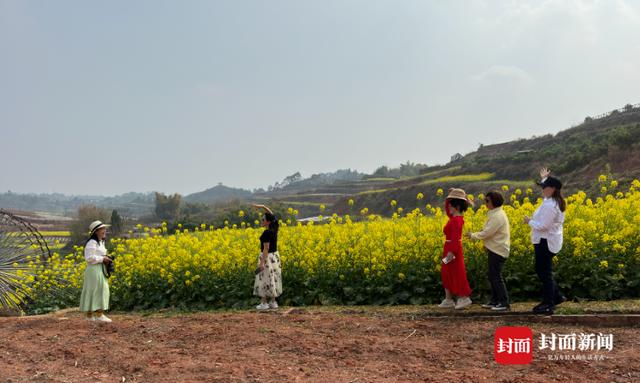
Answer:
[487, 249, 509, 306]
[534, 238, 562, 305]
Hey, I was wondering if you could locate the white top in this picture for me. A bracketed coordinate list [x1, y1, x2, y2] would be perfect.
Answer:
[528, 197, 564, 254]
[84, 239, 107, 265]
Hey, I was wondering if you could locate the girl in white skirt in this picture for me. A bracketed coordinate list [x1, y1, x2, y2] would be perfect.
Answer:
[79, 220, 113, 322]
[252, 205, 282, 310]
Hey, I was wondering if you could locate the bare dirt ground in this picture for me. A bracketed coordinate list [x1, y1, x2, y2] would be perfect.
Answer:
[1, 305, 639, 383]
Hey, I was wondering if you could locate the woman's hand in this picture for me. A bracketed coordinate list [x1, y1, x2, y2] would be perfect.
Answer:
[259, 255, 266, 271]
[466, 232, 473, 239]
[523, 215, 531, 224]
[102, 257, 112, 264]
[540, 168, 551, 179]
[443, 251, 456, 264]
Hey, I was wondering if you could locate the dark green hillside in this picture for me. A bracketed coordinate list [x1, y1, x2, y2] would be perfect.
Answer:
[457, 106, 640, 186]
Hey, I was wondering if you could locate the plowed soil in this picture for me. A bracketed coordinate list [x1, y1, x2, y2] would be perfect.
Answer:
[1, 308, 638, 382]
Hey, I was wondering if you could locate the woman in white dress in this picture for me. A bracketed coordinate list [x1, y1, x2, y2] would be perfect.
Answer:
[79, 220, 113, 322]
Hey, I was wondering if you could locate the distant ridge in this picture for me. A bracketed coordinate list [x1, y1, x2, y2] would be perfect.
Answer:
[3, 103, 639, 218]
[184, 183, 252, 204]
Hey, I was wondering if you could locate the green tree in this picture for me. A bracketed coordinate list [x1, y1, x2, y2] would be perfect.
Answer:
[110, 210, 124, 238]
[155, 192, 182, 222]
[69, 205, 110, 246]
[373, 166, 389, 177]
[282, 172, 302, 187]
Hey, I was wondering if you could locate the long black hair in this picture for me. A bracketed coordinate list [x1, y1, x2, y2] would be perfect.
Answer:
[448, 198, 469, 213]
[85, 231, 103, 246]
[264, 212, 279, 233]
[552, 189, 566, 212]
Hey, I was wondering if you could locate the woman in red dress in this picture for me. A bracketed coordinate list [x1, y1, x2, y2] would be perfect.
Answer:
[438, 188, 473, 309]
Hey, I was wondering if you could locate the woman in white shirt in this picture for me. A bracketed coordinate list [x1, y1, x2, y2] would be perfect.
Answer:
[524, 168, 566, 315]
[79, 220, 113, 322]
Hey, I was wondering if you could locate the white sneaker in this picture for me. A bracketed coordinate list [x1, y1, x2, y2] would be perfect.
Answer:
[95, 315, 112, 323]
[269, 301, 278, 309]
[454, 297, 472, 310]
[256, 303, 270, 310]
[438, 298, 455, 308]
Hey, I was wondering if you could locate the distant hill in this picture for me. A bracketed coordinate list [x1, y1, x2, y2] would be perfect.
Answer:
[451, 104, 640, 188]
[0, 191, 154, 217]
[259, 102, 640, 216]
[271, 169, 365, 192]
[184, 183, 252, 204]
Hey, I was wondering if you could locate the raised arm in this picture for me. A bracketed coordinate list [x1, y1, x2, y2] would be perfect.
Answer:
[252, 204, 273, 215]
[444, 198, 453, 218]
[540, 167, 551, 180]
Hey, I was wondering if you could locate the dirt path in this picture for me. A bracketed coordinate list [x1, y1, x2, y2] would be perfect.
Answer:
[1, 308, 638, 382]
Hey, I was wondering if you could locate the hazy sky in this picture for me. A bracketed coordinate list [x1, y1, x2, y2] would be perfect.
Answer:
[2, 0, 639, 196]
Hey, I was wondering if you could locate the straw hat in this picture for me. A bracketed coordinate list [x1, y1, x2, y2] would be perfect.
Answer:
[446, 188, 468, 201]
[89, 220, 110, 235]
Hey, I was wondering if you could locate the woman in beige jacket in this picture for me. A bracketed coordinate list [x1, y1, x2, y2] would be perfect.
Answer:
[468, 191, 511, 311]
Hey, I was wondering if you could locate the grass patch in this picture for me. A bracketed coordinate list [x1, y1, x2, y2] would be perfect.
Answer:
[357, 188, 396, 196]
[418, 166, 462, 178]
[39, 231, 71, 236]
[392, 166, 463, 183]
[280, 201, 325, 207]
[356, 174, 530, 196]
[484, 180, 534, 189]
[556, 306, 585, 315]
[420, 173, 494, 185]
[364, 177, 397, 182]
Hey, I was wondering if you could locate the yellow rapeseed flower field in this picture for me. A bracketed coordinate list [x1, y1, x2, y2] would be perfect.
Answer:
[20, 178, 640, 312]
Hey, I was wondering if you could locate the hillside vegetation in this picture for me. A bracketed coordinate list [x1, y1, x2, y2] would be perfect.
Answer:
[268, 103, 640, 216]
